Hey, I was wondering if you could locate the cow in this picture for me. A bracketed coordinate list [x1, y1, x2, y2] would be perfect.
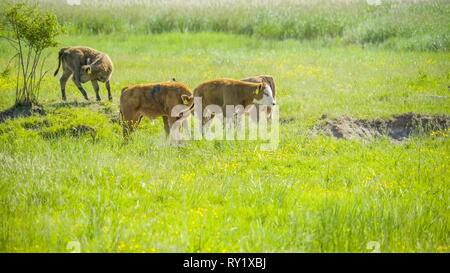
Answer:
[180, 78, 276, 129]
[120, 81, 193, 138]
[240, 75, 276, 120]
[54, 46, 114, 101]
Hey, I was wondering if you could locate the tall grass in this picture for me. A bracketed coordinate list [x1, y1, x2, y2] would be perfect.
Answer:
[4, 0, 449, 51]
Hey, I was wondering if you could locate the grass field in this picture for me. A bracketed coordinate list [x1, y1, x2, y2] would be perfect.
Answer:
[32, 0, 449, 52]
[0, 1, 449, 253]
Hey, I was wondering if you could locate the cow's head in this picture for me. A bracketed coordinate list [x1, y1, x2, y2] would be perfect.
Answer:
[181, 94, 193, 105]
[174, 94, 195, 119]
[80, 64, 92, 83]
[253, 83, 276, 106]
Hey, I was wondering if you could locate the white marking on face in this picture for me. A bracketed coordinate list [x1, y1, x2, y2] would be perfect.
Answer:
[253, 85, 276, 105]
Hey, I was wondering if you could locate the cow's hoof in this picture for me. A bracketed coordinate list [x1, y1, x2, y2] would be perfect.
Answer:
[96, 97, 101, 102]
[108, 97, 112, 101]
[62, 97, 66, 101]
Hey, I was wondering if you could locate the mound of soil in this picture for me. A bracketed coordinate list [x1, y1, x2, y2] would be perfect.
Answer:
[0, 104, 46, 123]
[317, 112, 449, 140]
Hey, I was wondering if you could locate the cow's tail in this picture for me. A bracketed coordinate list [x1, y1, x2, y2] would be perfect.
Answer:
[53, 48, 65, 76]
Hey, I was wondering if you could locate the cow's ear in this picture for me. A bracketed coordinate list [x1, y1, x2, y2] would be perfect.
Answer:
[85, 66, 91, 74]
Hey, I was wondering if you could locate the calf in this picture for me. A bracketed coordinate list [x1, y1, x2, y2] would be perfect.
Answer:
[54, 46, 114, 101]
[120, 81, 193, 138]
[182, 78, 276, 126]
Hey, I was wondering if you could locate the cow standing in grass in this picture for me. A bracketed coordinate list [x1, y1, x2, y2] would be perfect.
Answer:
[181, 78, 276, 128]
[54, 46, 114, 101]
[120, 81, 193, 138]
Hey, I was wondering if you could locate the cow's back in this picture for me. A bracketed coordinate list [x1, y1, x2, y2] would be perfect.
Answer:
[194, 78, 261, 107]
[121, 82, 192, 117]
[120, 84, 148, 110]
[159, 82, 192, 110]
[193, 79, 228, 106]
[61, 46, 103, 69]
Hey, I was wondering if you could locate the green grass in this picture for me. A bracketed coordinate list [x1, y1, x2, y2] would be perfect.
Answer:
[0, 30, 449, 253]
[2, 0, 449, 51]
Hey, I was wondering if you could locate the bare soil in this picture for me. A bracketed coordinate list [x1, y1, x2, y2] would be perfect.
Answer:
[316, 112, 449, 140]
[0, 104, 46, 123]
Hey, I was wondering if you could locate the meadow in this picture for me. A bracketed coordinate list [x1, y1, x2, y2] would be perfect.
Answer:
[0, 0, 449, 253]
[38, 0, 450, 51]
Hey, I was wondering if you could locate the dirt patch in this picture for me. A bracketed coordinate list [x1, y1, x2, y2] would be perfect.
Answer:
[316, 112, 449, 140]
[0, 104, 46, 123]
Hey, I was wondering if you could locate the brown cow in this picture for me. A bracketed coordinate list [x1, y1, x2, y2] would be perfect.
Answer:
[181, 78, 276, 127]
[241, 75, 276, 120]
[54, 46, 114, 101]
[120, 81, 193, 138]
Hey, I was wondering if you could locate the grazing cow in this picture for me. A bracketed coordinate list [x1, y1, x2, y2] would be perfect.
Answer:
[120, 81, 193, 138]
[181, 78, 276, 126]
[54, 46, 114, 101]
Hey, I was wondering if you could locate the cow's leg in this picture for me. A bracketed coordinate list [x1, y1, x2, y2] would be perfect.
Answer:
[91, 80, 101, 101]
[230, 104, 245, 131]
[247, 104, 260, 123]
[202, 114, 215, 136]
[72, 75, 89, 101]
[168, 117, 179, 129]
[59, 70, 72, 101]
[106, 80, 112, 101]
[167, 117, 184, 142]
[255, 104, 261, 122]
[222, 105, 230, 134]
[162, 116, 170, 136]
[122, 109, 142, 138]
[267, 106, 273, 121]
